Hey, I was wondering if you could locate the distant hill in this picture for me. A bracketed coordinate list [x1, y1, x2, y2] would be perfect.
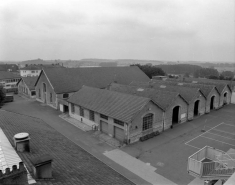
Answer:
[21, 59, 52, 65]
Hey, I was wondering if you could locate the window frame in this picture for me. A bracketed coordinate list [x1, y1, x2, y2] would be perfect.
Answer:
[71, 104, 75, 114]
[114, 119, 124, 126]
[142, 113, 153, 131]
[80, 107, 84, 117]
[100, 114, 108, 120]
[89, 110, 95, 121]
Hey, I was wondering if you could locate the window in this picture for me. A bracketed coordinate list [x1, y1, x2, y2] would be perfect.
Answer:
[32, 71, 35, 73]
[43, 83, 46, 92]
[142, 113, 153, 131]
[63, 93, 69, 98]
[89, 110, 95, 121]
[80, 107, 84, 117]
[38, 89, 41, 98]
[114, 119, 124, 126]
[71, 104, 75, 113]
[50, 93, 53, 102]
[100, 114, 108, 120]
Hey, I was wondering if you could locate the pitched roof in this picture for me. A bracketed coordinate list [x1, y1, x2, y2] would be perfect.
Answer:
[0, 110, 134, 185]
[68, 86, 152, 123]
[20, 76, 38, 90]
[161, 79, 218, 98]
[109, 83, 186, 111]
[139, 82, 203, 103]
[183, 78, 232, 94]
[36, 66, 150, 94]
[0, 71, 21, 80]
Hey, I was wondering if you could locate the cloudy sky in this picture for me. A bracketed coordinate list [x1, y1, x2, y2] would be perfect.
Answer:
[0, 0, 234, 62]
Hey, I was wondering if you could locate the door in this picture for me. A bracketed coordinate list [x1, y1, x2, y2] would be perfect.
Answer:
[100, 121, 108, 134]
[114, 126, 125, 142]
[210, 96, 215, 110]
[172, 106, 180, 124]
[194, 100, 200, 116]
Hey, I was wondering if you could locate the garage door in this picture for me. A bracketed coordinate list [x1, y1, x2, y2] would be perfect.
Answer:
[100, 121, 108, 134]
[114, 126, 125, 142]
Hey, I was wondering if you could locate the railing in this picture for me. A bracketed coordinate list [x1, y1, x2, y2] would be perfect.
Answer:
[188, 146, 235, 179]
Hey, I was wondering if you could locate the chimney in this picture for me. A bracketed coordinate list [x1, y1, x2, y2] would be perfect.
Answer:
[13, 133, 30, 152]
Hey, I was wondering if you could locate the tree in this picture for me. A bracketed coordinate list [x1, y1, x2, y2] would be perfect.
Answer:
[131, 64, 166, 79]
[0, 86, 6, 104]
[193, 68, 219, 78]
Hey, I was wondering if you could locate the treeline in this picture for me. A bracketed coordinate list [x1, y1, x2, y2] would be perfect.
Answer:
[157, 64, 202, 75]
[193, 68, 219, 78]
[131, 64, 166, 79]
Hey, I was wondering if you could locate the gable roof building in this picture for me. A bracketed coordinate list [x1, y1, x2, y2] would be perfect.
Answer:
[34, 66, 150, 110]
[67, 86, 165, 143]
[108, 83, 189, 130]
[68, 86, 153, 123]
[17, 77, 38, 98]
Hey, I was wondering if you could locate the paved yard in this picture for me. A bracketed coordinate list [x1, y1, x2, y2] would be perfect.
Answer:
[121, 104, 235, 185]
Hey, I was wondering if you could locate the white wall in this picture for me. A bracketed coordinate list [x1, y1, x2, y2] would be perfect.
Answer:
[20, 70, 41, 77]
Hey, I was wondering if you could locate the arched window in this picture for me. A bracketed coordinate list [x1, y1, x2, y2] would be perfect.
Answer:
[143, 113, 153, 131]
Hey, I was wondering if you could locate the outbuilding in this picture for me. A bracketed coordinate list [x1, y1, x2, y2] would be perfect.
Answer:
[131, 81, 207, 120]
[108, 83, 188, 130]
[17, 77, 38, 98]
[67, 86, 164, 144]
[34, 66, 150, 111]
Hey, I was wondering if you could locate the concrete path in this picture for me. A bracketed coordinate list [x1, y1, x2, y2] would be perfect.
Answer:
[104, 149, 177, 185]
[0, 128, 36, 184]
[187, 178, 204, 185]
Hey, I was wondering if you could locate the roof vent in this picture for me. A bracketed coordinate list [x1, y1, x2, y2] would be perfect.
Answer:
[137, 88, 144, 91]
[14, 133, 30, 152]
[192, 81, 198, 83]
[160, 85, 166, 88]
[178, 83, 183, 86]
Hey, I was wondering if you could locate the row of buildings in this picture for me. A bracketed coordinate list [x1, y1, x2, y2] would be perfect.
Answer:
[14, 67, 234, 145]
[0, 66, 233, 144]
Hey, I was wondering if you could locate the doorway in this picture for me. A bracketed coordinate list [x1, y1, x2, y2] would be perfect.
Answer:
[172, 106, 180, 124]
[194, 100, 200, 116]
[64, 105, 69, 113]
[223, 92, 227, 105]
[210, 96, 215, 110]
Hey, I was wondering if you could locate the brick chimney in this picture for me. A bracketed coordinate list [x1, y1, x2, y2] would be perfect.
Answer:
[0, 162, 28, 185]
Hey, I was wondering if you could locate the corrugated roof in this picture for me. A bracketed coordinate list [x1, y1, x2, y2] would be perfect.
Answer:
[21, 76, 38, 90]
[37, 66, 150, 94]
[109, 83, 185, 110]
[67, 86, 151, 123]
[0, 71, 21, 80]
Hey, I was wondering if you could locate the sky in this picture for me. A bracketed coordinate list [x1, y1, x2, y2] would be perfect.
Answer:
[0, 0, 234, 62]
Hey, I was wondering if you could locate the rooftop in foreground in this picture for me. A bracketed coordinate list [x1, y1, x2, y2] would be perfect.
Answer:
[0, 110, 134, 185]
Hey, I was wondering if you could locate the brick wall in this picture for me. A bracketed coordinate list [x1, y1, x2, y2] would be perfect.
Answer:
[164, 95, 188, 130]
[0, 162, 28, 185]
[35, 71, 57, 109]
[205, 88, 220, 113]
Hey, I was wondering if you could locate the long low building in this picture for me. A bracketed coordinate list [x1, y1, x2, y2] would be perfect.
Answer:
[130, 81, 207, 120]
[34, 66, 150, 112]
[146, 80, 221, 113]
[108, 83, 188, 130]
[67, 86, 164, 144]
